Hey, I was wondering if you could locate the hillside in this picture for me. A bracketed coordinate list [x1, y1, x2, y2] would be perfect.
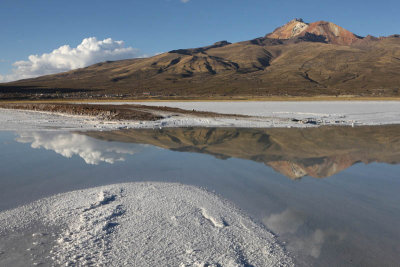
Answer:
[1, 19, 400, 99]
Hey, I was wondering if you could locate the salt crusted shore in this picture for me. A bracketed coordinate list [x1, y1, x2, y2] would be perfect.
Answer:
[0, 182, 293, 266]
[0, 101, 400, 131]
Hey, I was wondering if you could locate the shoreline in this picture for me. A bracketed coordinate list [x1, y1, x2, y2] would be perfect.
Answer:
[2, 95, 400, 104]
[1, 100, 400, 131]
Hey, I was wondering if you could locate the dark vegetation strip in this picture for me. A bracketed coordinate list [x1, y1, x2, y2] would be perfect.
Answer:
[0, 103, 248, 121]
[0, 103, 162, 121]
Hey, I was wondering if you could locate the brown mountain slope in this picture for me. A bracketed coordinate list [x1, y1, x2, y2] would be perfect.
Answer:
[2, 19, 400, 99]
[85, 125, 400, 179]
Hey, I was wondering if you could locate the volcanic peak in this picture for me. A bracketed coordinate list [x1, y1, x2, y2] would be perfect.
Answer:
[267, 18, 363, 45]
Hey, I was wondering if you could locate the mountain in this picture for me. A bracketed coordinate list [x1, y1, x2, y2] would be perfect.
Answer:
[84, 125, 400, 179]
[267, 18, 362, 45]
[2, 19, 400, 99]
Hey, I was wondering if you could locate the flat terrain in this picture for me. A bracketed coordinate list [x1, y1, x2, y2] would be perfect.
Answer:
[1, 101, 400, 131]
[0, 102, 244, 121]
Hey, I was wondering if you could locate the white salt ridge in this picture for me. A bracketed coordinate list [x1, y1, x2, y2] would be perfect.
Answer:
[0, 182, 293, 266]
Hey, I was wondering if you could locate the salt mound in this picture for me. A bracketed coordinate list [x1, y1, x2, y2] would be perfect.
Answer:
[0, 182, 293, 266]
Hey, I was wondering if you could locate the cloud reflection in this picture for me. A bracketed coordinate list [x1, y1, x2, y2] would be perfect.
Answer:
[289, 229, 326, 258]
[16, 132, 140, 165]
[263, 209, 305, 234]
[263, 208, 345, 259]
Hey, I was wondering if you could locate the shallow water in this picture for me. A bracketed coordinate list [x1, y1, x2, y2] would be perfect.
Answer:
[0, 126, 399, 266]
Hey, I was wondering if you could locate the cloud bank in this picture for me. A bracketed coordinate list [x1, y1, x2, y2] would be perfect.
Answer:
[1, 37, 140, 82]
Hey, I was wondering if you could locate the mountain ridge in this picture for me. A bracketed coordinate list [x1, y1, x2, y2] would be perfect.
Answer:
[1, 19, 400, 99]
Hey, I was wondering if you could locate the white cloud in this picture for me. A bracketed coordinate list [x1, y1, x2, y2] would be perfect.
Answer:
[0, 37, 140, 82]
[16, 131, 141, 165]
[181, 0, 190, 3]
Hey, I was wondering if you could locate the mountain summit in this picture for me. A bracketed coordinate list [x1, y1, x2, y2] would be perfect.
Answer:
[267, 18, 362, 45]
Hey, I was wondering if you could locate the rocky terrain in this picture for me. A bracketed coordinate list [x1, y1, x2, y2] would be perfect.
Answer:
[85, 125, 400, 179]
[1, 19, 399, 99]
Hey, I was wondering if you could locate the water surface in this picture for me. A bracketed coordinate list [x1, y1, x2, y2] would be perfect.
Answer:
[0, 126, 399, 266]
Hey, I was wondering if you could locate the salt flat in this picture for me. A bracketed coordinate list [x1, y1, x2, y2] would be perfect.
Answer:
[0, 182, 293, 266]
[126, 101, 400, 125]
[1, 101, 400, 131]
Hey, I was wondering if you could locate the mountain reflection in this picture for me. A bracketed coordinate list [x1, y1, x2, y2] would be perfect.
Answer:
[84, 125, 400, 178]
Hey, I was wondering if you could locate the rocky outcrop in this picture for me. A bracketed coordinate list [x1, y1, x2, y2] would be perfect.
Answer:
[267, 18, 309, 39]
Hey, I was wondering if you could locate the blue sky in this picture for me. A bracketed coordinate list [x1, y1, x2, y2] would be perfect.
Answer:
[1, 0, 399, 81]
